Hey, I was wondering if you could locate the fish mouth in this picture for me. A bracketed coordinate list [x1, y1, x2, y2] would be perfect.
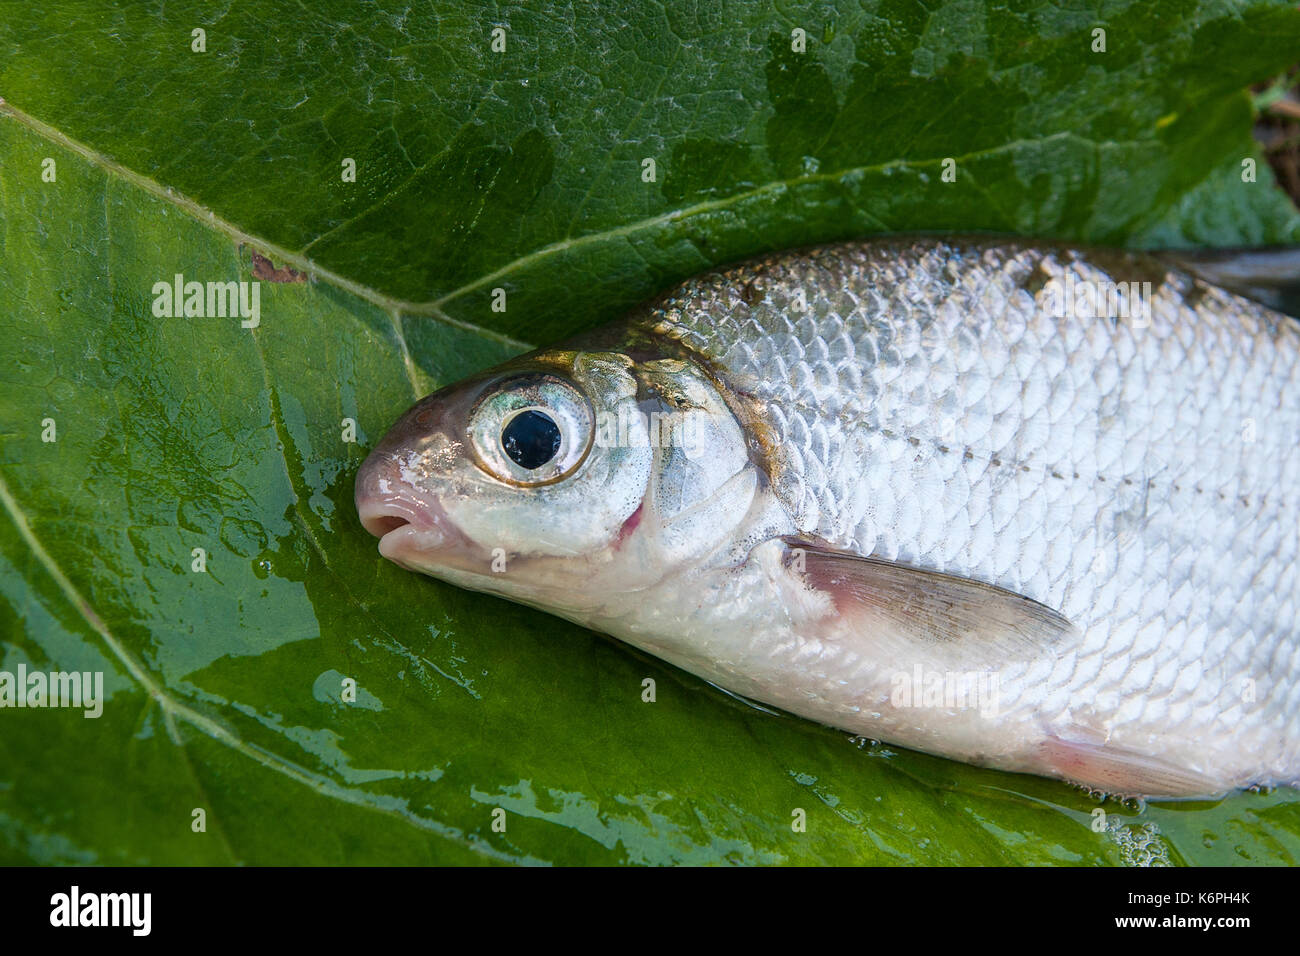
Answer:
[359, 493, 457, 563]
[357, 495, 428, 538]
[355, 455, 474, 567]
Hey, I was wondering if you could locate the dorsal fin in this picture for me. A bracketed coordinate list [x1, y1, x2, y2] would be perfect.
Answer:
[1160, 246, 1300, 317]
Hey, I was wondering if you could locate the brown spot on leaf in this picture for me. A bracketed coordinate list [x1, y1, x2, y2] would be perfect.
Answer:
[250, 249, 307, 283]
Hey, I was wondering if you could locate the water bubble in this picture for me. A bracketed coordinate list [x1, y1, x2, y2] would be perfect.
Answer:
[1107, 820, 1171, 867]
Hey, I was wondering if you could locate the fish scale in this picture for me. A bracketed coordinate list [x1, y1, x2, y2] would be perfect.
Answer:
[645, 239, 1300, 785]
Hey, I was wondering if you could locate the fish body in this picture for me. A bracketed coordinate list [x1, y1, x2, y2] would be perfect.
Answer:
[356, 238, 1300, 797]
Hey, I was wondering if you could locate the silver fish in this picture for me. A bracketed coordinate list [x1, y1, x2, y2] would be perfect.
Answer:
[355, 238, 1300, 798]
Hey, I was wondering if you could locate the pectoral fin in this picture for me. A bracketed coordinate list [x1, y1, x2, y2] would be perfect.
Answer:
[782, 537, 1078, 670]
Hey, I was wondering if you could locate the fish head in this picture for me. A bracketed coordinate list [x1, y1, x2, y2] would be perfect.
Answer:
[354, 347, 759, 619]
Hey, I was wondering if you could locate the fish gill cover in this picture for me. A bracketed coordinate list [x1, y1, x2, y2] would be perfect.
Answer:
[1, 0, 1299, 865]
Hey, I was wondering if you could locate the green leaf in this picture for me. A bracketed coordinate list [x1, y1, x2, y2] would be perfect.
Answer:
[2, 0, 1299, 865]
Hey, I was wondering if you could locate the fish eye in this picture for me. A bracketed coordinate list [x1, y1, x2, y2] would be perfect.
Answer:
[501, 409, 562, 469]
[467, 375, 594, 486]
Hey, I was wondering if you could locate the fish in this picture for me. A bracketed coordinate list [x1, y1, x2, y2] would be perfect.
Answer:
[354, 237, 1300, 799]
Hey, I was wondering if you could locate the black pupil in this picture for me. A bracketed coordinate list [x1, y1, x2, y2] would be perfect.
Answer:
[501, 410, 562, 470]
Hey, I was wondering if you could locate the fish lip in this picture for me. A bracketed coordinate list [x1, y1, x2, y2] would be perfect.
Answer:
[355, 447, 473, 559]
[358, 491, 464, 557]
[377, 520, 452, 565]
[356, 445, 451, 537]
[357, 493, 434, 538]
